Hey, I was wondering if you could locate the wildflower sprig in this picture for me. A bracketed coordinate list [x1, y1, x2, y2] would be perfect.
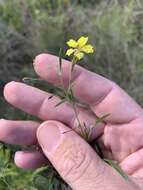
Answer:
[56, 36, 128, 180]
[22, 36, 128, 182]
[57, 37, 112, 142]
[58, 36, 109, 140]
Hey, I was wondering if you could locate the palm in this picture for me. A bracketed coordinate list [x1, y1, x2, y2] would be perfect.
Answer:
[102, 121, 143, 176]
[2, 54, 143, 187]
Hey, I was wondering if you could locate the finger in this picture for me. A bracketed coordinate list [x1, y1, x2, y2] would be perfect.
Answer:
[37, 120, 136, 190]
[4, 82, 104, 140]
[120, 149, 143, 175]
[34, 54, 143, 123]
[0, 119, 39, 145]
[4, 81, 75, 124]
[14, 150, 47, 170]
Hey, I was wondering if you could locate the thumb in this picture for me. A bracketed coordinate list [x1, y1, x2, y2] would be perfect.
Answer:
[37, 120, 137, 190]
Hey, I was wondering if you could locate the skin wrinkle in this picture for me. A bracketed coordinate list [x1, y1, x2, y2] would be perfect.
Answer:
[69, 108, 80, 129]
[91, 85, 113, 108]
[58, 149, 86, 180]
[37, 93, 53, 119]
[104, 124, 132, 162]
[121, 149, 143, 175]
[50, 134, 94, 183]
[72, 70, 113, 105]
[65, 65, 84, 89]
[31, 92, 51, 118]
[105, 121, 143, 161]
[69, 157, 92, 184]
[128, 124, 143, 154]
[94, 86, 142, 124]
[38, 95, 75, 124]
[101, 118, 143, 168]
[72, 154, 110, 190]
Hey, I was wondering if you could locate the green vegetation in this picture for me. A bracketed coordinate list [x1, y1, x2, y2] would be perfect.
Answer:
[0, 0, 143, 189]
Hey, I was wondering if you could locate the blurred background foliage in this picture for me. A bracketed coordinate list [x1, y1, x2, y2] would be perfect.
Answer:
[0, 0, 143, 189]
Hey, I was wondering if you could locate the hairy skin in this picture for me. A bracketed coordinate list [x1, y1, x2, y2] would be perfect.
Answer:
[1, 53, 143, 189]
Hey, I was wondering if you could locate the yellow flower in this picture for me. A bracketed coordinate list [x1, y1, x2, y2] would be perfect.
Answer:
[66, 36, 94, 60]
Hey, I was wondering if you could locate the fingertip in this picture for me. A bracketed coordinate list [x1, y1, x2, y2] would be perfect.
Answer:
[0, 119, 11, 142]
[14, 151, 25, 169]
[34, 53, 49, 63]
[4, 81, 20, 103]
[15, 151, 47, 170]
[33, 53, 58, 82]
[37, 120, 69, 138]
[0, 120, 39, 145]
[33, 53, 56, 68]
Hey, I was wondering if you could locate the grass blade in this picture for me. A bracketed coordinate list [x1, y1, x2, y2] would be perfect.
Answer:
[58, 48, 63, 75]
[104, 159, 129, 180]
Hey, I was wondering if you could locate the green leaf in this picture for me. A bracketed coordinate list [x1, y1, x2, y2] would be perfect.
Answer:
[54, 88, 66, 98]
[96, 113, 111, 124]
[58, 48, 63, 75]
[104, 159, 129, 180]
[32, 175, 49, 190]
[55, 99, 66, 107]
[32, 166, 48, 180]
[22, 77, 42, 84]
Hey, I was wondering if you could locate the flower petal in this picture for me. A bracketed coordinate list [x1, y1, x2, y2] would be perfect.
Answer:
[67, 39, 78, 48]
[74, 52, 84, 60]
[82, 44, 94, 54]
[77, 36, 88, 47]
[66, 48, 75, 56]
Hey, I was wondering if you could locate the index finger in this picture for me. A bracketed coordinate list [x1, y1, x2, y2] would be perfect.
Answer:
[34, 54, 143, 123]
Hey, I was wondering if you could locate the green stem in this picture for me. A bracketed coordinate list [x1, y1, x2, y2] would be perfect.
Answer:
[71, 56, 78, 73]
[72, 103, 88, 140]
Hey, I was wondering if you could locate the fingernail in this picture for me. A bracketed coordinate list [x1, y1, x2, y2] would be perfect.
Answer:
[37, 122, 61, 153]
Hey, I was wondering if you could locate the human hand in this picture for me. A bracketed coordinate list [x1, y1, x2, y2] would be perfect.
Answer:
[1, 53, 143, 189]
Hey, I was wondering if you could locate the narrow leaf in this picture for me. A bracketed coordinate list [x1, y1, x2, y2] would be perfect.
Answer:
[32, 166, 48, 179]
[104, 159, 129, 180]
[58, 48, 63, 75]
[55, 99, 66, 107]
[96, 113, 111, 124]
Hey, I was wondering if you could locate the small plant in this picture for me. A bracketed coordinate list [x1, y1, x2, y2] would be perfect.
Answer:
[56, 36, 96, 141]
[23, 36, 129, 189]
[55, 36, 128, 180]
